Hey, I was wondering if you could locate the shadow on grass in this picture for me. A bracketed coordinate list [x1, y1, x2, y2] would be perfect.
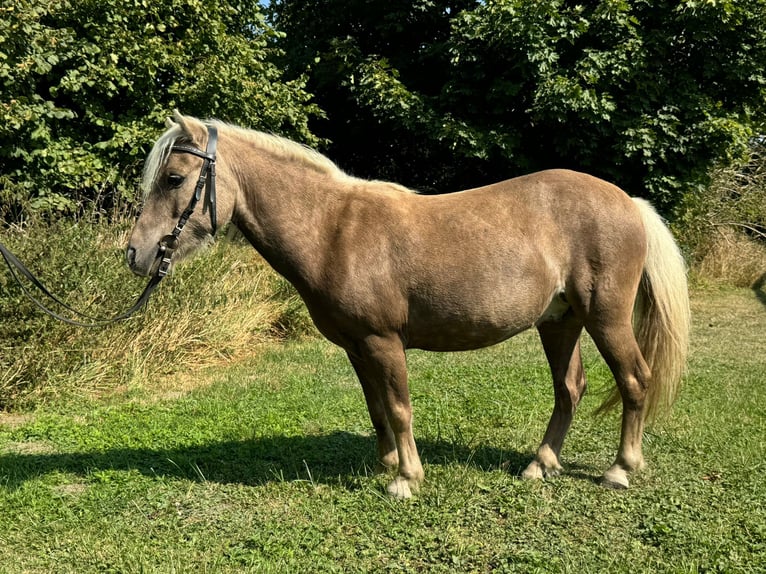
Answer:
[0, 431, 570, 490]
[753, 272, 766, 307]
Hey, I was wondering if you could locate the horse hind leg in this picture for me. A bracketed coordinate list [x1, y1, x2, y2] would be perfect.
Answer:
[522, 317, 587, 480]
[586, 319, 651, 489]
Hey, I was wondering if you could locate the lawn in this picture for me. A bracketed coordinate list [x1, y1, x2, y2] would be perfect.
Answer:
[0, 285, 764, 573]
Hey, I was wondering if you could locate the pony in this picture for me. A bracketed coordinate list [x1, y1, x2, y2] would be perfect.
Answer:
[127, 111, 690, 498]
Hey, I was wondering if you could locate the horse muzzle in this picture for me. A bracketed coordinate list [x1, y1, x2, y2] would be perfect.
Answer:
[126, 244, 150, 277]
[127, 234, 180, 278]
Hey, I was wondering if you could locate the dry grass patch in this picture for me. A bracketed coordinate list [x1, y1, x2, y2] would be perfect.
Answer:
[693, 227, 766, 288]
[0, 222, 313, 410]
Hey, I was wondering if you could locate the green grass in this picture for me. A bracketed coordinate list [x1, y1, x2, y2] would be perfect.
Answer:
[0, 284, 764, 572]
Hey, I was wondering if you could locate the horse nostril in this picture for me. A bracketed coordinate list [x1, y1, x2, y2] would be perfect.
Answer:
[126, 247, 136, 268]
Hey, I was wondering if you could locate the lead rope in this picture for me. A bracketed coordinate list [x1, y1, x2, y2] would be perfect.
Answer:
[0, 125, 219, 327]
[0, 240, 163, 327]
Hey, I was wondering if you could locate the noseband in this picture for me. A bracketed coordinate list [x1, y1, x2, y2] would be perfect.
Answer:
[156, 125, 219, 277]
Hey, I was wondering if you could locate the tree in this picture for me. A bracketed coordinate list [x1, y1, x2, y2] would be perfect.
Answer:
[269, 0, 481, 190]
[271, 0, 766, 213]
[0, 0, 321, 220]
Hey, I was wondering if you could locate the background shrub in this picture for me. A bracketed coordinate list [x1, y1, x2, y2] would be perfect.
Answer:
[0, 0, 321, 221]
[271, 0, 766, 213]
[676, 141, 766, 287]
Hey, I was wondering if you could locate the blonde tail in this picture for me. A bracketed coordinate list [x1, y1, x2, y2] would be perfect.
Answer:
[597, 199, 691, 420]
[632, 198, 691, 421]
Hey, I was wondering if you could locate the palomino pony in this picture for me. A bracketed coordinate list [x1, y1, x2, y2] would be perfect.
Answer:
[127, 112, 690, 498]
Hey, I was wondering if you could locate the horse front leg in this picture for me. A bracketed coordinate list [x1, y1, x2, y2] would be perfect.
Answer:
[349, 335, 424, 499]
[522, 318, 587, 480]
[347, 352, 399, 473]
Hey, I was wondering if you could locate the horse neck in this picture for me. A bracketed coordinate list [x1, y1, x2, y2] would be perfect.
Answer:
[227, 140, 348, 288]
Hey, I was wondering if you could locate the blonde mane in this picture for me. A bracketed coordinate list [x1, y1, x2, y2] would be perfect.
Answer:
[210, 121, 346, 179]
[141, 122, 185, 197]
[141, 116, 413, 197]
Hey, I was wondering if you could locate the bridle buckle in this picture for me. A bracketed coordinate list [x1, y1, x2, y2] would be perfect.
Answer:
[157, 234, 179, 277]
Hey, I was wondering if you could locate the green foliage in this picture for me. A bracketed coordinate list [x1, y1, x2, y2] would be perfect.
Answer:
[270, 0, 481, 189]
[5, 0, 763, 219]
[0, 0, 321, 221]
[272, 0, 766, 212]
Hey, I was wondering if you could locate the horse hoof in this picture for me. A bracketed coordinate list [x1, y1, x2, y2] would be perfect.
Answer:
[521, 462, 544, 480]
[521, 460, 562, 480]
[601, 466, 630, 489]
[386, 476, 416, 499]
[546, 466, 562, 478]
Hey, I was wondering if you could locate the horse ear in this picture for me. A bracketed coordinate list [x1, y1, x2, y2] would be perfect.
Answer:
[171, 110, 207, 146]
[171, 109, 184, 125]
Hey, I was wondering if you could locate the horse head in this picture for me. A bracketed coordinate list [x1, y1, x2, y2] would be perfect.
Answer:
[126, 111, 235, 277]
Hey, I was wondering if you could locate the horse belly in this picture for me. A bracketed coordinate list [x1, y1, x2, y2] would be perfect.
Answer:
[407, 322, 528, 351]
[405, 295, 543, 352]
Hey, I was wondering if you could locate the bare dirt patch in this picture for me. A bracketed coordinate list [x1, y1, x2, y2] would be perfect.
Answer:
[0, 412, 34, 429]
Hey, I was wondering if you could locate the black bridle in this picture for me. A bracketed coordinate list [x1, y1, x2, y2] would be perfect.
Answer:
[0, 125, 219, 327]
[155, 125, 219, 277]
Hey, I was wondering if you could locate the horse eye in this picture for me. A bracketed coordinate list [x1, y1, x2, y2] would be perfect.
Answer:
[167, 174, 185, 188]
